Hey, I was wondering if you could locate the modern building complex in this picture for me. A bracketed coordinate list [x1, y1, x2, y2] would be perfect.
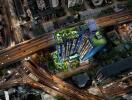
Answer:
[0, 0, 132, 100]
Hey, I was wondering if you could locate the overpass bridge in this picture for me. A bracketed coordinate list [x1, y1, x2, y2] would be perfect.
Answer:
[0, 33, 55, 66]
[0, 11, 132, 67]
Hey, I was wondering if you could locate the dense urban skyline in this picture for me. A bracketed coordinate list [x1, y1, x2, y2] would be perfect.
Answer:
[0, 0, 132, 100]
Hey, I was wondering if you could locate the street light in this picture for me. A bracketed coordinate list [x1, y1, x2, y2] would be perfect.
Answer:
[24, 57, 31, 61]
[7, 70, 11, 74]
[1, 62, 4, 65]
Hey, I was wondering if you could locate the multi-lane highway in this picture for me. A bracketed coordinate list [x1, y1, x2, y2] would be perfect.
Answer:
[0, 60, 130, 99]
[0, 33, 55, 66]
[0, 62, 100, 100]
[96, 10, 132, 27]
[0, 77, 65, 98]
[22, 60, 101, 100]
[0, 11, 132, 66]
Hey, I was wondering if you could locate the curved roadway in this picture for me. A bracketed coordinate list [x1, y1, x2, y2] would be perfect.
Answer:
[22, 60, 101, 100]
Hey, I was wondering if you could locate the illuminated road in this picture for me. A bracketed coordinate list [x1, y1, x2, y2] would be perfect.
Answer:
[0, 33, 55, 66]
[0, 77, 65, 98]
[22, 60, 101, 100]
[0, 62, 98, 100]
[0, 11, 132, 66]
[96, 10, 132, 27]
[0, 60, 131, 100]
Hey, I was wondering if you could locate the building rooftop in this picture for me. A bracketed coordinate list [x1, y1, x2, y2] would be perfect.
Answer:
[96, 56, 132, 80]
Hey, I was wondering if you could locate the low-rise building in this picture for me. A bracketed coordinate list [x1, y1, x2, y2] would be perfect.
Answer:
[96, 56, 132, 82]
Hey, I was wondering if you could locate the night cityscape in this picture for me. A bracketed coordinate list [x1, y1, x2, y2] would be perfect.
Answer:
[0, 0, 132, 100]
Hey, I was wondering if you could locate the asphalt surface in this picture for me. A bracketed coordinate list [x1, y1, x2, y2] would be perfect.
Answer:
[0, 33, 55, 66]
[22, 60, 101, 100]
[0, 11, 132, 67]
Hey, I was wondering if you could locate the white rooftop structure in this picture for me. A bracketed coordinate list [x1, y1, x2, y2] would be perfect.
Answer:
[4, 91, 9, 100]
[51, 0, 59, 8]
[91, 0, 103, 6]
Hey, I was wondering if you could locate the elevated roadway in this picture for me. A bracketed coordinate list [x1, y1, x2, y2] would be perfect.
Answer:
[0, 11, 132, 66]
[0, 33, 55, 66]
[0, 77, 65, 98]
[22, 60, 101, 100]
